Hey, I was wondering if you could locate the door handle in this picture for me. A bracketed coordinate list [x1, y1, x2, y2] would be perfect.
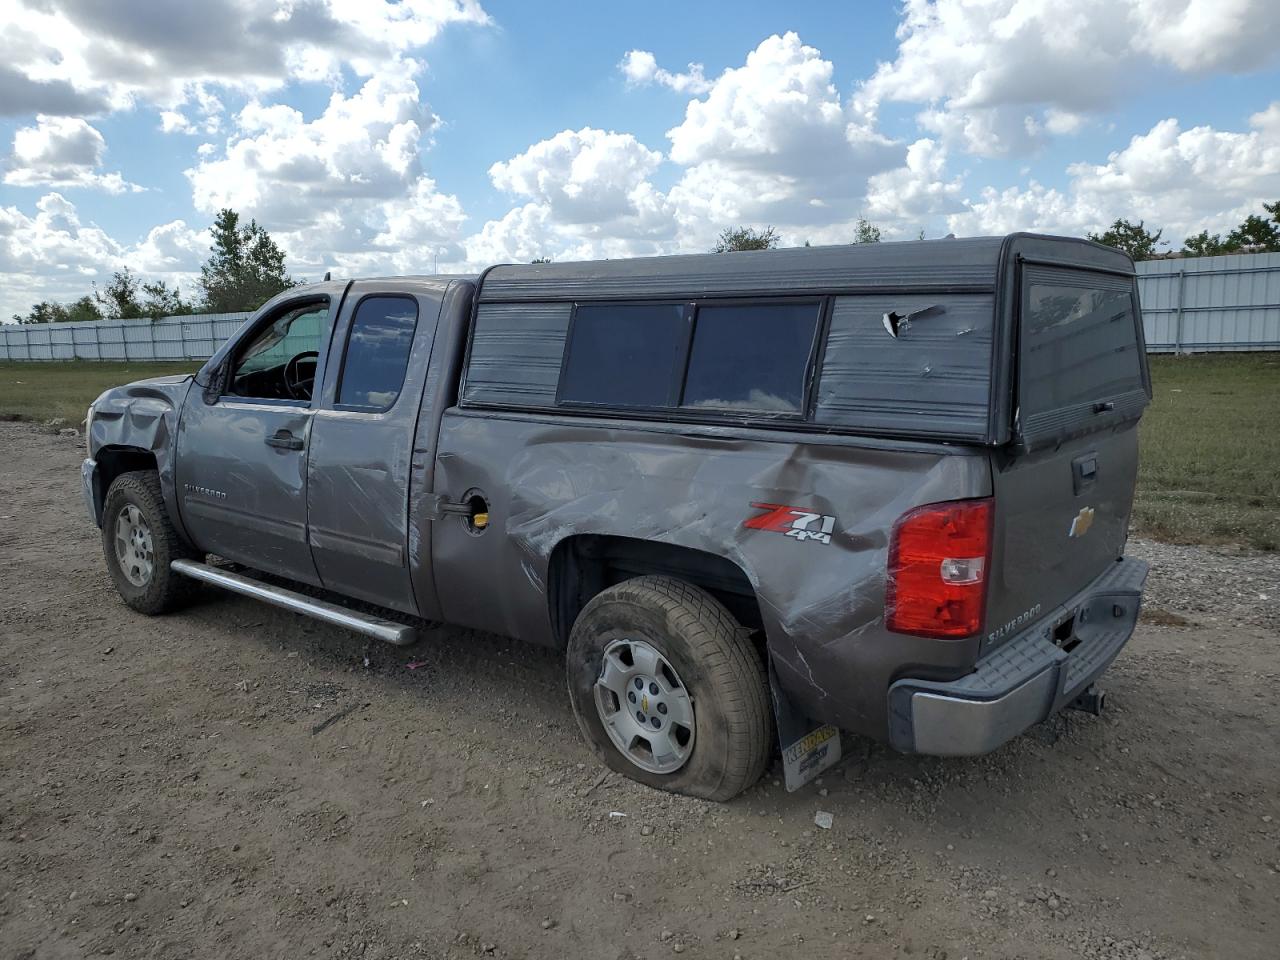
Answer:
[265, 430, 304, 451]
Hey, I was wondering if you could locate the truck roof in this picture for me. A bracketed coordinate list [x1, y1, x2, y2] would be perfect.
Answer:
[475, 233, 1131, 303]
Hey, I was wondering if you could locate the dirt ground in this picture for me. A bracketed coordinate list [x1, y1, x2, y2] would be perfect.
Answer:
[1, 422, 1276, 960]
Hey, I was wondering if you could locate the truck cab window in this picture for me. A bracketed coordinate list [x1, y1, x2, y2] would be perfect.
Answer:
[336, 296, 420, 410]
[229, 303, 329, 402]
[682, 302, 820, 413]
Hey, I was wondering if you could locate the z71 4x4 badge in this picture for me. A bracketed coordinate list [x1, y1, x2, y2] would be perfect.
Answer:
[744, 502, 837, 545]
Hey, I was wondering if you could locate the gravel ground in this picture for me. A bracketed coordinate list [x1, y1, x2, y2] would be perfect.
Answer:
[1128, 538, 1280, 631]
[1, 422, 1277, 960]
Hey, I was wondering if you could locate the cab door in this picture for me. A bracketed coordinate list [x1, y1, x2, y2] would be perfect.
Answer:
[175, 295, 333, 585]
[305, 281, 443, 614]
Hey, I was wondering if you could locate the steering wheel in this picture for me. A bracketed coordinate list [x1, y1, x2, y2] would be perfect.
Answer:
[283, 351, 319, 401]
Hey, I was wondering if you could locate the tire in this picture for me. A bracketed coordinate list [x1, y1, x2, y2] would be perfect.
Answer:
[566, 576, 773, 802]
[101, 470, 199, 615]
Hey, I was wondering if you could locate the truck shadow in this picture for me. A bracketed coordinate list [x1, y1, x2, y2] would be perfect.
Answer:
[179, 581, 1184, 830]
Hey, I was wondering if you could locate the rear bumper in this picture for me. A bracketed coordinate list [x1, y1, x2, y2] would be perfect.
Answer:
[888, 556, 1148, 755]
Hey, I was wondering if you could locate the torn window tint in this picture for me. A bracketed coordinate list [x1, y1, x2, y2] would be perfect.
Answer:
[681, 303, 820, 414]
[1022, 280, 1142, 415]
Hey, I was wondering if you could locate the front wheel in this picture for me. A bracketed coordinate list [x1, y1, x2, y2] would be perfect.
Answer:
[566, 576, 773, 801]
[101, 470, 198, 615]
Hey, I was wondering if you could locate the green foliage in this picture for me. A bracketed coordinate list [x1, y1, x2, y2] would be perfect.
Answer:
[95, 268, 145, 319]
[199, 208, 296, 313]
[1180, 201, 1280, 257]
[1225, 214, 1280, 252]
[530, 257, 552, 264]
[90, 268, 195, 321]
[853, 218, 882, 243]
[1087, 218, 1164, 260]
[1181, 231, 1231, 257]
[13, 296, 104, 324]
[712, 225, 779, 253]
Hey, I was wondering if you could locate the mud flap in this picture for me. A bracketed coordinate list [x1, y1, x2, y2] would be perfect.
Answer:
[768, 661, 842, 792]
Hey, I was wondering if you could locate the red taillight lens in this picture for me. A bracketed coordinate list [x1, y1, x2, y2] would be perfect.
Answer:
[886, 498, 992, 639]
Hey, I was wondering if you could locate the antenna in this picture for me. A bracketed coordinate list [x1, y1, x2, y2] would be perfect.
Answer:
[323, 270, 332, 282]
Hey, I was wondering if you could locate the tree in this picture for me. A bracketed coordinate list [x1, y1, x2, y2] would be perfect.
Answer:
[13, 296, 103, 324]
[1225, 214, 1280, 253]
[140, 280, 195, 319]
[1182, 202, 1280, 257]
[712, 225, 779, 253]
[90, 268, 194, 320]
[853, 218, 882, 243]
[1181, 231, 1231, 258]
[199, 208, 296, 312]
[1087, 218, 1164, 260]
[96, 267, 145, 319]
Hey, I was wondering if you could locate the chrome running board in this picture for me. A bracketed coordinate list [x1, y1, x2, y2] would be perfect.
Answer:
[170, 559, 418, 646]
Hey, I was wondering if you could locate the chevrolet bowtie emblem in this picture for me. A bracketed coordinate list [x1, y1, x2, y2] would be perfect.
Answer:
[1069, 506, 1096, 538]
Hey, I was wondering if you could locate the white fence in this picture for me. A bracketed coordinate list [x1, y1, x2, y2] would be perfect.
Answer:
[0, 312, 252, 362]
[1136, 251, 1280, 353]
[2, 250, 1278, 360]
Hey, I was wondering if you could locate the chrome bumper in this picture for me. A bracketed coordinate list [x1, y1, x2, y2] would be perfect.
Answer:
[888, 557, 1149, 756]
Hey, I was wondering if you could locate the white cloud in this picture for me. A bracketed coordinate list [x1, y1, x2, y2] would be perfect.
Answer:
[466, 128, 675, 264]
[0, 0, 490, 114]
[159, 86, 225, 135]
[860, 0, 1280, 156]
[664, 32, 901, 240]
[188, 64, 431, 226]
[619, 50, 713, 95]
[469, 33, 937, 262]
[489, 128, 665, 225]
[864, 138, 965, 223]
[0, 193, 210, 318]
[186, 60, 468, 275]
[3, 116, 142, 193]
[1129, 0, 1278, 73]
[948, 104, 1280, 240]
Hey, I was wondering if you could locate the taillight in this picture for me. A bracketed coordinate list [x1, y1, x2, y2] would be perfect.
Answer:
[886, 498, 992, 639]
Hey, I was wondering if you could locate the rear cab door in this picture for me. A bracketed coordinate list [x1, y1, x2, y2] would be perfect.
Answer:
[305, 279, 447, 615]
[985, 236, 1151, 653]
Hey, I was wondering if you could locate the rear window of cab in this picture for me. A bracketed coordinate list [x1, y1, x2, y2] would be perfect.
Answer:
[557, 300, 822, 416]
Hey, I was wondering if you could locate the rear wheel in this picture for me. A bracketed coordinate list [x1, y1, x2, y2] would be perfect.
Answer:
[101, 470, 198, 615]
[566, 576, 772, 801]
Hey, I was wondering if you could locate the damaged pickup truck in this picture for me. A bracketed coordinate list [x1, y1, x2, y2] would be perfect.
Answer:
[83, 234, 1150, 800]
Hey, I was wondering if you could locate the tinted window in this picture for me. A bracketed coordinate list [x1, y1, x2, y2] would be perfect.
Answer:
[682, 303, 819, 413]
[1022, 281, 1143, 414]
[337, 296, 419, 410]
[229, 302, 328, 401]
[559, 303, 687, 407]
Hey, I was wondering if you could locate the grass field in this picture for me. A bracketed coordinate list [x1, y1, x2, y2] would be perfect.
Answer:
[1, 354, 1277, 549]
[0, 360, 198, 425]
[1135, 353, 1279, 550]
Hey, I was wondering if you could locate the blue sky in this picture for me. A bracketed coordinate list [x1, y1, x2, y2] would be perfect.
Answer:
[1, 0, 1278, 319]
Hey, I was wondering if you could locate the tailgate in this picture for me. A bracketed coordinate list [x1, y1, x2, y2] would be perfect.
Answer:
[985, 258, 1149, 652]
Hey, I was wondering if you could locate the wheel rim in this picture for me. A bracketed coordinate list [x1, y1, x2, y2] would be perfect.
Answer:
[593, 638, 695, 775]
[114, 504, 154, 588]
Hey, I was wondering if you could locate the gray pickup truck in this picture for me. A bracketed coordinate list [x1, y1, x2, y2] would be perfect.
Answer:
[83, 233, 1150, 800]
